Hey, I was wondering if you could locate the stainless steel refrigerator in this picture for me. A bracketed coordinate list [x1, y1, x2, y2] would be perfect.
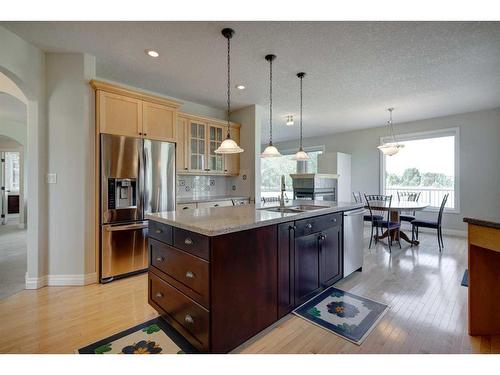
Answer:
[100, 134, 175, 283]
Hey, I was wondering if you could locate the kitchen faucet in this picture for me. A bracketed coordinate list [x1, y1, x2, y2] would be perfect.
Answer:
[280, 175, 286, 208]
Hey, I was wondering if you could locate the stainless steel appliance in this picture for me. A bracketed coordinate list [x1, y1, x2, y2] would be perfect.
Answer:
[100, 134, 175, 282]
[290, 173, 338, 202]
[343, 208, 364, 277]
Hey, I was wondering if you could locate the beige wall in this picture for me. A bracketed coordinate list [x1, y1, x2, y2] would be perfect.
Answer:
[46, 53, 96, 281]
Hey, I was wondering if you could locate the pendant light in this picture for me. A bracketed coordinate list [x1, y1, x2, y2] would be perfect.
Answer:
[377, 107, 404, 156]
[215, 28, 244, 154]
[261, 54, 281, 158]
[292, 72, 309, 161]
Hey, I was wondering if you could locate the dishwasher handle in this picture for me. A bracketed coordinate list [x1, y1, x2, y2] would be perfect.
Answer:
[343, 208, 365, 216]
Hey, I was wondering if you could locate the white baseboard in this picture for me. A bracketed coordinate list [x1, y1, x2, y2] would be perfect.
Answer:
[25, 275, 48, 289]
[25, 272, 98, 289]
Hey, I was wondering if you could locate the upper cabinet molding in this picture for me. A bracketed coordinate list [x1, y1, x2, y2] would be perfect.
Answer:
[90, 80, 182, 109]
[178, 112, 241, 129]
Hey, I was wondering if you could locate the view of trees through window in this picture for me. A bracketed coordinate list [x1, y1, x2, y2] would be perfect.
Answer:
[384, 135, 456, 209]
[261, 150, 323, 198]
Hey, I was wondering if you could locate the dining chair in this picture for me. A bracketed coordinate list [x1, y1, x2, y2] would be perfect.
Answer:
[397, 191, 421, 223]
[353, 191, 384, 229]
[411, 193, 449, 252]
[364, 194, 401, 251]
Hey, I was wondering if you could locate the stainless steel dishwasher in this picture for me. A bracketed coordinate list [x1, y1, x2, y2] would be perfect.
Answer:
[343, 208, 365, 277]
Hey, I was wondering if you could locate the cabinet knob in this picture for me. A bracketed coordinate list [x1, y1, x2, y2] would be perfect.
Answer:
[214, 204, 219, 207]
[182, 206, 189, 210]
[143, 133, 147, 136]
[184, 238, 193, 245]
[184, 314, 194, 324]
[306, 223, 313, 229]
[155, 229, 163, 234]
[139, 132, 143, 136]
[156, 256, 164, 262]
[185, 271, 195, 279]
[184, 168, 188, 170]
[155, 292, 164, 298]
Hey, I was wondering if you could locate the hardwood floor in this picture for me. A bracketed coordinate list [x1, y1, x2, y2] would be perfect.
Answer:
[0, 228, 498, 353]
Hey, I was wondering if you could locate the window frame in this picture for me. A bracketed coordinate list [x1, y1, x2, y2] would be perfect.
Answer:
[379, 127, 460, 214]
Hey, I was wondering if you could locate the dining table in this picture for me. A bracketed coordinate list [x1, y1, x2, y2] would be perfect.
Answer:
[364, 201, 429, 245]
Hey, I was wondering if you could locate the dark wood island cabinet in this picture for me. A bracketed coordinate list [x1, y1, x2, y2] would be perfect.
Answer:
[147, 205, 355, 353]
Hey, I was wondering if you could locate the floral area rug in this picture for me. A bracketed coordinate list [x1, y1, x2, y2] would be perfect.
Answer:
[77, 317, 197, 354]
[293, 287, 388, 345]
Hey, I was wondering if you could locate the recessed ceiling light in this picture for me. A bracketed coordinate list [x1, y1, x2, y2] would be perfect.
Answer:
[236, 84, 246, 90]
[145, 49, 159, 58]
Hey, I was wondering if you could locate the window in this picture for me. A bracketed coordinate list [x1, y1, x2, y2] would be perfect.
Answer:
[260, 148, 323, 199]
[3, 152, 20, 193]
[381, 128, 459, 211]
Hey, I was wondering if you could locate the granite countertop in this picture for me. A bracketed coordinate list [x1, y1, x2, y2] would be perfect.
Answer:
[463, 216, 500, 230]
[147, 200, 364, 236]
[176, 195, 250, 204]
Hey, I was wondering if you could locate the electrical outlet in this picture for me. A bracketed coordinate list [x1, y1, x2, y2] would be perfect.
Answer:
[47, 173, 57, 184]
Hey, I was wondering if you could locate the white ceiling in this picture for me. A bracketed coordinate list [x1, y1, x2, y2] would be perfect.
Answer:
[0, 93, 26, 123]
[3, 21, 500, 142]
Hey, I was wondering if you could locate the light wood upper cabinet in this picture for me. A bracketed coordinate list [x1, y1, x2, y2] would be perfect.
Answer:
[176, 113, 240, 176]
[91, 80, 181, 142]
[208, 124, 225, 173]
[98, 91, 142, 137]
[176, 116, 188, 172]
[143, 101, 176, 142]
[187, 119, 207, 172]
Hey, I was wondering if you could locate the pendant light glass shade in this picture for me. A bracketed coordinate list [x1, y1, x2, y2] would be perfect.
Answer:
[293, 72, 309, 161]
[377, 143, 403, 156]
[261, 54, 281, 158]
[261, 144, 281, 157]
[377, 108, 404, 156]
[215, 28, 244, 155]
[216, 137, 244, 154]
[291, 148, 310, 161]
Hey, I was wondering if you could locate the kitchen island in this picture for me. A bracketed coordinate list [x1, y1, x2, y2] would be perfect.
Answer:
[146, 200, 363, 353]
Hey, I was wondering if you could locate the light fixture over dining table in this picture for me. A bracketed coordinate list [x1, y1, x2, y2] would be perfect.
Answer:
[377, 107, 404, 156]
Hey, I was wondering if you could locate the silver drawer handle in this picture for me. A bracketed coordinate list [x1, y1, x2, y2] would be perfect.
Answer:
[155, 229, 163, 234]
[156, 256, 164, 262]
[306, 223, 313, 229]
[185, 271, 195, 279]
[184, 238, 193, 245]
[184, 314, 194, 324]
[155, 292, 163, 298]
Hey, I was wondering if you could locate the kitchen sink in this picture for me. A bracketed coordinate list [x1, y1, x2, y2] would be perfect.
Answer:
[291, 204, 329, 211]
[262, 207, 303, 213]
[260, 204, 329, 213]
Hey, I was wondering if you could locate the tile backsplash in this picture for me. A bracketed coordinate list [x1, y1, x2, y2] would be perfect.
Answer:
[176, 175, 235, 200]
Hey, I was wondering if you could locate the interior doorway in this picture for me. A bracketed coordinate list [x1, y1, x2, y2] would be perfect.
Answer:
[0, 92, 27, 299]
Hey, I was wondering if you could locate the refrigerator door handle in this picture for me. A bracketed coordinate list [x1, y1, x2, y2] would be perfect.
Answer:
[105, 222, 148, 232]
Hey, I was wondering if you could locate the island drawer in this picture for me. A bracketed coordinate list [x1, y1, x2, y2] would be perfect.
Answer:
[295, 212, 342, 236]
[173, 228, 210, 260]
[148, 220, 173, 245]
[149, 272, 209, 351]
[150, 238, 209, 308]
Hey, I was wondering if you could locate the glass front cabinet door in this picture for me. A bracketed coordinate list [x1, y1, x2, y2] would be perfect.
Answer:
[208, 125, 225, 173]
[188, 120, 206, 172]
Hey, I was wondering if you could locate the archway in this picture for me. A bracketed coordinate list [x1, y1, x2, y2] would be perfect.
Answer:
[0, 68, 44, 290]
